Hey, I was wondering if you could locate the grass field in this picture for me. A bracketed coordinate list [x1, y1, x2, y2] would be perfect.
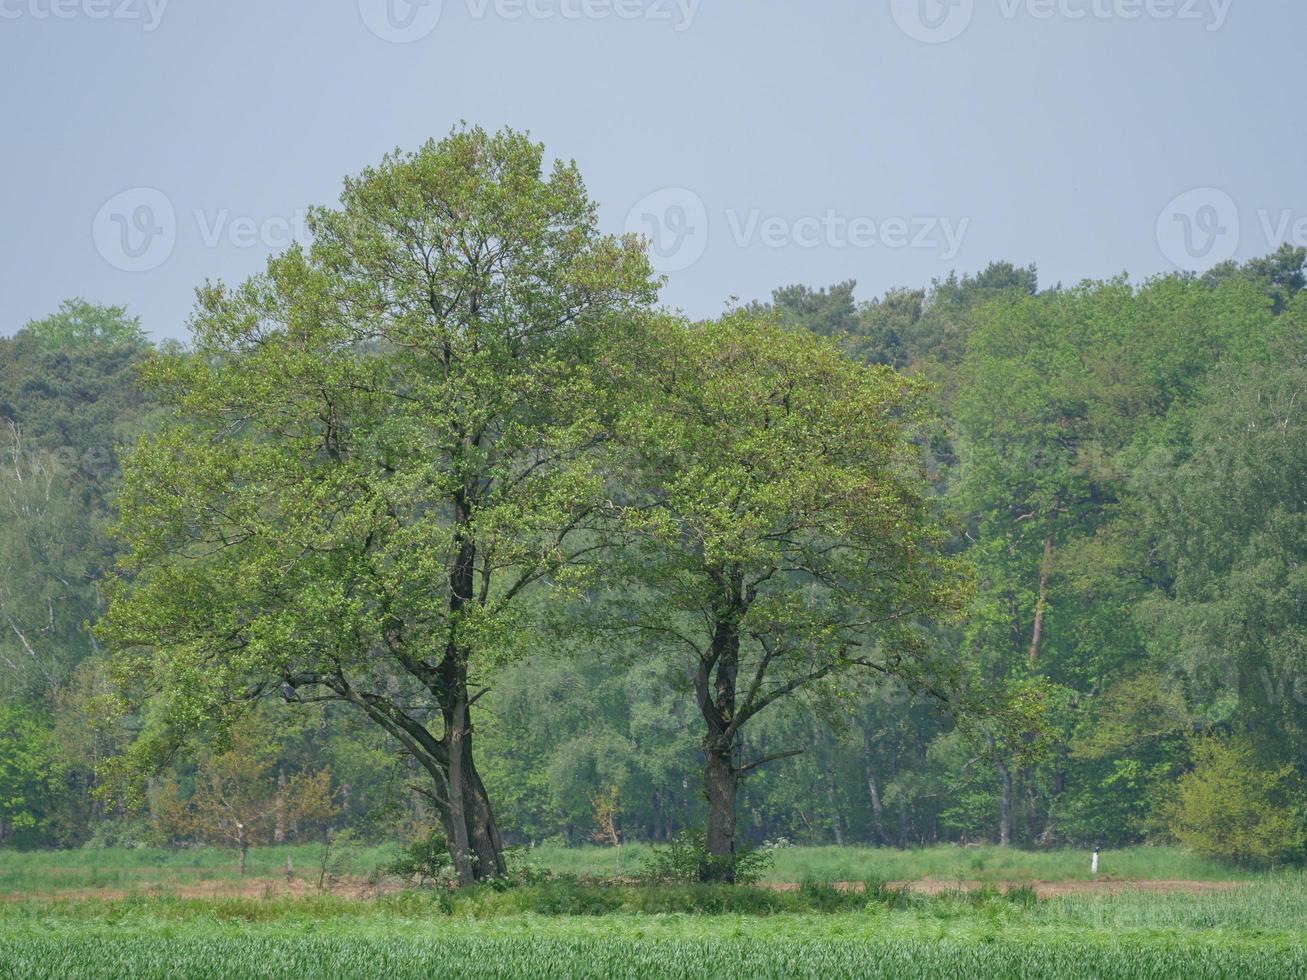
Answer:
[1, 846, 1303, 978]
[527, 842, 1255, 884]
[0, 842, 1255, 896]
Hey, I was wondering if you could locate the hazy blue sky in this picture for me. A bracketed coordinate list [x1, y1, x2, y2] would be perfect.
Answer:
[2, 0, 1303, 341]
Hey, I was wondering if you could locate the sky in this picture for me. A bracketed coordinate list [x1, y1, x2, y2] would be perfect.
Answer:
[1, 0, 1303, 342]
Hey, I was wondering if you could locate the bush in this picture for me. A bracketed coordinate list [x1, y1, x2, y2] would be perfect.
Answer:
[374, 829, 456, 887]
[82, 817, 154, 850]
[1164, 736, 1304, 866]
[638, 828, 773, 885]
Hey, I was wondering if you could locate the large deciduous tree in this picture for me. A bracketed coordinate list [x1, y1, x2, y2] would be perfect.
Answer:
[607, 312, 963, 880]
[102, 127, 656, 883]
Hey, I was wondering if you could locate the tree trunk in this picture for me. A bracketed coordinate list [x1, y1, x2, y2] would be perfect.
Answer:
[444, 697, 476, 887]
[1025, 781, 1041, 842]
[1029, 532, 1054, 661]
[422, 683, 506, 886]
[997, 759, 1012, 847]
[863, 733, 891, 846]
[274, 769, 286, 844]
[703, 743, 738, 883]
[433, 479, 507, 885]
[1040, 767, 1064, 846]
[698, 583, 744, 884]
[461, 736, 506, 877]
[820, 733, 844, 846]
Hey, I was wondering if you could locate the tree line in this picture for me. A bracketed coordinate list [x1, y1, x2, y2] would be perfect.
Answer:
[2, 127, 1305, 878]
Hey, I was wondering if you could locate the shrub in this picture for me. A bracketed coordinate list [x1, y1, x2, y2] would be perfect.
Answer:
[638, 828, 772, 885]
[375, 829, 456, 887]
[1164, 736, 1304, 866]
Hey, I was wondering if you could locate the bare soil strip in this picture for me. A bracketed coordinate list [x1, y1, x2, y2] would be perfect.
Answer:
[4, 876, 1245, 903]
[764, 879, 1244, 897]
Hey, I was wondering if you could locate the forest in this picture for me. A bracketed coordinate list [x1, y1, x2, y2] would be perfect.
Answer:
[4, 127, 1305, 885]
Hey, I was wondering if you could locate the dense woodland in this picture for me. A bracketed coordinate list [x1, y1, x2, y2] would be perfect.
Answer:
[3, 130, 1306, 878]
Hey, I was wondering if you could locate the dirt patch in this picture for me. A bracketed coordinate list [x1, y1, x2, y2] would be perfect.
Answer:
[2, 875, 398, 904]
[5, 875, 1246, 903]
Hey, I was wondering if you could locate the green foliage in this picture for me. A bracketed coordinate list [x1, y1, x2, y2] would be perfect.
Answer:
[0, 302, 154, 703]
[1165, 737, 1304, 866]
[765, 279, 859, 337]
[0, 704, 69, 845]
[99, 125, 658, 882]
[377, 829, 455, 887]
[1137, 305, 1307, 756]
[639, 828, 773, 886]
[7, 176, 1307, 865]
[21, 299, 147, 351]
[603, 309, 965, 874]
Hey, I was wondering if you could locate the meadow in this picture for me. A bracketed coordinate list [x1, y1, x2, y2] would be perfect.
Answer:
[1, 846, 1303, 979]
[0, 842, 1255, 896]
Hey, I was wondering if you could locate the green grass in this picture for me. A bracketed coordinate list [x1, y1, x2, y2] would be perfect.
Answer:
[0, 843, 399, 894]
[526, 842, 1255, 883]
[0, 841, 1265, 909]
[2, 846, 1300, 977]
[0, 843, 1253, 897]
[2, 891, 1305, 979]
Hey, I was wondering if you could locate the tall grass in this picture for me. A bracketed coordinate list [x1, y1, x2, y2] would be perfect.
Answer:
[525, 843, 1253, 883]
[0, 842, 1261, 899]
[0, 844, 399, 894]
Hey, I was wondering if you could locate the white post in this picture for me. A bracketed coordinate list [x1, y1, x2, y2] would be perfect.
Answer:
[1091, 847, 1099, 876]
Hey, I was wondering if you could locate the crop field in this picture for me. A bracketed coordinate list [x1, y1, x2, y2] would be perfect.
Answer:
[1, 847, 1304, 979]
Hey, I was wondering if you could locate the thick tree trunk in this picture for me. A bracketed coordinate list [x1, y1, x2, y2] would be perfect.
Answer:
[432, 478, 507, 885]
[444, 698, 475, 886]
[698, 584, 743, 883]
[703, 744, 738, 882]
[461, 733, 506, 877]
[434, 689, 506, 885]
